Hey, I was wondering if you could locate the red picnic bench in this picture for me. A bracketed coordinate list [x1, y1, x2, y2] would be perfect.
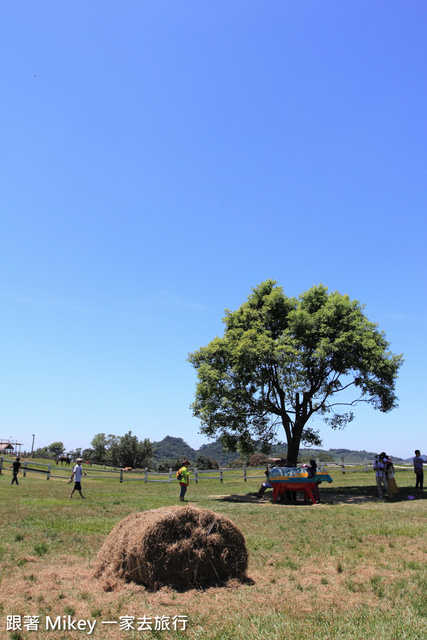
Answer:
[272, 481, 318, 504]
[269, 468, 333, 504]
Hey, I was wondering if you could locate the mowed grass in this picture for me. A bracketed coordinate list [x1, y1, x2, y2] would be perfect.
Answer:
[0, 465, 426, 639]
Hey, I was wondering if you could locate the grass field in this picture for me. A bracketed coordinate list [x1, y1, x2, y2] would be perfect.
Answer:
[0, 464, 426, 640]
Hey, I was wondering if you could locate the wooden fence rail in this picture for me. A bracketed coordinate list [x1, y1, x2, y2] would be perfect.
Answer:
[0, 457, 413, 484]
[0, 457, 267, 483]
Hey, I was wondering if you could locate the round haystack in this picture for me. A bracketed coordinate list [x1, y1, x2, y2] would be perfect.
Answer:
[94, 505, 248, 591]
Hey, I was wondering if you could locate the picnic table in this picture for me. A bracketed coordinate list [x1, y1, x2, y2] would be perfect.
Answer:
[269, 467, 333, 504]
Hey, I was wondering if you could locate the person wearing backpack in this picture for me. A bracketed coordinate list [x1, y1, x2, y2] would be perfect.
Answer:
[178, 460, 191, 502]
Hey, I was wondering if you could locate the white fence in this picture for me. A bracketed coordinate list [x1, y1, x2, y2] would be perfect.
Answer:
[0, 457, 267, 484]
[0, 457, 121, 481]
[0, 456, 413, 484]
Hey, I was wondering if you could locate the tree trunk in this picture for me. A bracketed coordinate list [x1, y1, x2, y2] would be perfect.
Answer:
[286, 439, 300, 466]
[283, 417, 304, 466]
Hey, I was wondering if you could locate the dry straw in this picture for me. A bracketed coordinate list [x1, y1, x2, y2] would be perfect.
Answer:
[94, 505, 248, 591]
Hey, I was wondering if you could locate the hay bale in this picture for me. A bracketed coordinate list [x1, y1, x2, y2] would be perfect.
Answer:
[94, 505, 248, 591]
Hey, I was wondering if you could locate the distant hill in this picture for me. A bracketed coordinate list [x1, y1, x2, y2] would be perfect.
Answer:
[325, 448, 395, 463]
[262, 444, 405, 463]
[152, 437, 406, 466]
[405, 454, 426, 462]
[196, 441, 241, 466]
[152, 437, 240, 466]
[152, 436, 196, 462]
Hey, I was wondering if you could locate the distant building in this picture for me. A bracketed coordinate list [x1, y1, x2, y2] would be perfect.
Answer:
[0, 439, 23, 455]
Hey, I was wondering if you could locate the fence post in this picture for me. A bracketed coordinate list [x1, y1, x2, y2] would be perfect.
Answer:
[23, 460, 28, 477]
[243, 464, 247, 482]
[220, 466, 223, 483]
[194, 468, 198, 484]
[341, 456, 345, 474]
[0, 456, 3, 474]
[145, 467, 148, 483]
[169, 467, 172, 483]
[120, 469, 123, 483]
[364, 458, 368, 472]
[47, 463, 51, 480]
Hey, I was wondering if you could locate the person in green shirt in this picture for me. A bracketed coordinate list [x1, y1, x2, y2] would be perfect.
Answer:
[179, 460, 191, 502]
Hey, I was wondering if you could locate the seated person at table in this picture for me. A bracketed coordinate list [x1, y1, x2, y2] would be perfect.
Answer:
[256, 459, 287, 499]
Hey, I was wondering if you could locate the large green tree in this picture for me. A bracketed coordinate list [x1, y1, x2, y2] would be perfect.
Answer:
[48, 441, 65, 458]
[188, 281, 403, 465]
[90, 433, 120, 463]
[109, 431, 153, 469]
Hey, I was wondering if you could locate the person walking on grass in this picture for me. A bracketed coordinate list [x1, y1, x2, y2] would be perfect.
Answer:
[413, 450, 425, 492]
[373, 452, 392, 500]
[179, 460, 191, 502]
[10, 456, 21, 485]
[69, 458, 86, 499]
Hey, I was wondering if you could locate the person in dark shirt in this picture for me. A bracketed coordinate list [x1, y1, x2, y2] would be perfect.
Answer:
[308, 459, 321, 503]
[413, 450, 425, 492]
[11, 457, 21, 485]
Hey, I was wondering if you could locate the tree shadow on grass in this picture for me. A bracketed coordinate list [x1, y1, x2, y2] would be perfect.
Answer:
[209, 485, 427, 505]
[322, 484, 427, 503]
[210, 492, 325, 505]
[209, 493, 265, 504]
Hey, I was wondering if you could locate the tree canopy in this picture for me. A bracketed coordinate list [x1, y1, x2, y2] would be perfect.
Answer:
[90, 433, 120, 464]
[188, 280, 403, 465]
[110, 431, 153, 469]
[48, 441, 65, 457]
[88, 432, 153, 468]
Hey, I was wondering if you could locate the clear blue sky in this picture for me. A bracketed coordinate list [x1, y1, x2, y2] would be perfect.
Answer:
[1, 1, 426, 459]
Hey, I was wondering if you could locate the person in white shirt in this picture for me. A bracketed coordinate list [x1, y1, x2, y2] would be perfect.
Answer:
[373, 452, 392, 499]
[69, 458, 86, 499]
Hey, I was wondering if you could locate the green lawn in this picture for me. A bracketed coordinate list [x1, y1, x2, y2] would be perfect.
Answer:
[0, 465, 426, 639]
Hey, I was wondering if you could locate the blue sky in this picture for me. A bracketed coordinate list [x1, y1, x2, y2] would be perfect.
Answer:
[1, 1, 426, 459]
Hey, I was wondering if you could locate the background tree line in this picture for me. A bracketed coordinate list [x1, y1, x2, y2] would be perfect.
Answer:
[88, 432, 153, 468]
[26, 434, 401, 470]
[30, 432, 153, 469]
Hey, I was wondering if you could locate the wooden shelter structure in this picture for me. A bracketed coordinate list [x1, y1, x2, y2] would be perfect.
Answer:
[0, 439, 23, 455]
